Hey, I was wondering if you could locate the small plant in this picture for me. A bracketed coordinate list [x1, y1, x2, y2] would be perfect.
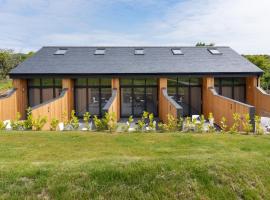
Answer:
[50, 118, 59, 131]
[195, 115, 205, 133]
[23, 107, 33, 130]
[242, 114, 253, 134]
[208, 112, 214, 124]
[157, 122, 166, 132]
[11, 112, 24, 130]
[83, 112, 91, 131]
[0, 121, 7, 130]
[255, 115, 264, 135]
[93, 115, 105, 131]
[220, 116, 227, 133]
[229, 113, 241, 134]
[148, 113, 155, 130]
[70, 110, 79, 130]
[183, 117, 193, 132]
[137, 111, 148, 131]
[104, 112, 117, 133]
[62, 111, 69, 130]
[177, 116, 184, 131]
[32, 116, 47, 131]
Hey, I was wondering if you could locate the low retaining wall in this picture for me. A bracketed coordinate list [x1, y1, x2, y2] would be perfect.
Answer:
[208, 87, 255, 131]
[31, 89, 68, 130]
[254, 87, 270, 117]
[0, 89, 17, 121]
[160, 88, 183, 123]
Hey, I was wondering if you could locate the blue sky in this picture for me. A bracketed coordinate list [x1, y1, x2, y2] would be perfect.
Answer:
[0, 0, 269, 54]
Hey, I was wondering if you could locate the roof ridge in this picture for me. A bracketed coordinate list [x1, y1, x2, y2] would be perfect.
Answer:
[42, 46, 230, 48]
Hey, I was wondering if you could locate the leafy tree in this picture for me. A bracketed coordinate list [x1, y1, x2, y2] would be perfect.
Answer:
[0, 49, 34, 79]
[244, 55, 270, 90]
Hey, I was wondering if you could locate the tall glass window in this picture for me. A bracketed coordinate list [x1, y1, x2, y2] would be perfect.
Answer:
[28, 78, 62, 107]
[74, 78, 111, 117]
[168, 77, 202, 116]
[214, 78, 246, 103]
[120, 78, 158, 117]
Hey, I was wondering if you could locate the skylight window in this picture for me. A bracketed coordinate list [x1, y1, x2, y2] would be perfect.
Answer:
[54, 48, 67, 55]
[134, 49, 144, 55]
[95, 49, 106, 55]
[172, 49, 183, 55]
[208, 48, 222, 55]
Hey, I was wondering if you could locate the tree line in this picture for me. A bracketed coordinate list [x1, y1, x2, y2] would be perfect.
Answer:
[0, 49, 34, 79]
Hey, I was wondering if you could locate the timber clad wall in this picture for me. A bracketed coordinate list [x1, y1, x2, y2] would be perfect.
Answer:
[31, 89, 69, 130]
[0, 89, 17, 121]
[13, 79, 27, 119]
[158, 78, 167, 121]
[62, 79, 74, 119]
[203, 77, 255, 131]
[111, 78, 120, 121]
[246, 76, 270, 117]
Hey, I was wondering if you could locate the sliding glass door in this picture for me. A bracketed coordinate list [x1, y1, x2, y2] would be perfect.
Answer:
[74, 78, 111, 117]
[120, 78, 158, 117]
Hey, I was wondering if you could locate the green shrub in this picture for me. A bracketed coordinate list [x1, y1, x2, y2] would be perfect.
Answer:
[93, 115, 106, 131]
[122, 115, 134, 132]
[62, 111, 69, 129]
[0, 121, 7, 130]
[242, 114, 253, 134]
[104, 112, 117, 133]
[220, 116, 227, 133]
[183, 117, 193, 132]
[255, 115, 264, 135]
[23, 107, 33, 130]
[195, 115, 205, 133]
[11, 112, 24, 130]
[177, 116, 184, 131]
[32, 116, 47, 131]
[166, 114, 178, 131]
[70, 110, 79, 130]
[137, 111, 148, 131]
[83, 112, 91, 130]
[148, 113, 155, 130]
[50, 118, 59, 131]
[229, 113, 241, 134]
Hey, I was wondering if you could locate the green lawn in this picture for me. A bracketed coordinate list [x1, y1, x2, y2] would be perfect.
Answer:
[0, 132, 270, 199]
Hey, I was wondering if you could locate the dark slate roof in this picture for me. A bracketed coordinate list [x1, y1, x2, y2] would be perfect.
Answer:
[10, 46, 263, 77]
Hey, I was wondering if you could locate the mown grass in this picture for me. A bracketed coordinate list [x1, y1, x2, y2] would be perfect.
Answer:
[0, 131, 270, 199]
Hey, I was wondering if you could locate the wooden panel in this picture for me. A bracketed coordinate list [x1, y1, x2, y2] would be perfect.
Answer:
[158, 78, 167, 120]
[111, 78, 120, 121]
[254, 87, 270, 116]
[158, 77, 181, 123]
[207, 88, 254, 131]
[202, 77, 214, 116]
[246, 76, 257, 105]
[62, 79, 74, 118]
[0, 90, 18, 121]
[12, 79, 27, 119]
[31, 90, 68, 130]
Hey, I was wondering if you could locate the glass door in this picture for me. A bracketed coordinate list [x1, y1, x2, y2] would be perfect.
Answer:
[133, 87, 145, 116]
[121, 88, 132, 117]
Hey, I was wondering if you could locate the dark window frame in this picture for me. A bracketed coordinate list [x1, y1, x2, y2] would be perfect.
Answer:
[27, 78, 62, 107]
[74, 78, 111, 117]
[168, 77, 202, 116]
[120, 78, 158, 117]
[214, 77, 246, 102]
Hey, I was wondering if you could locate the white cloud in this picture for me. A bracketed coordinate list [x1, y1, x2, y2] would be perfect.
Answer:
[150, 0, 270, 54]
[0, 0, 270, 54]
